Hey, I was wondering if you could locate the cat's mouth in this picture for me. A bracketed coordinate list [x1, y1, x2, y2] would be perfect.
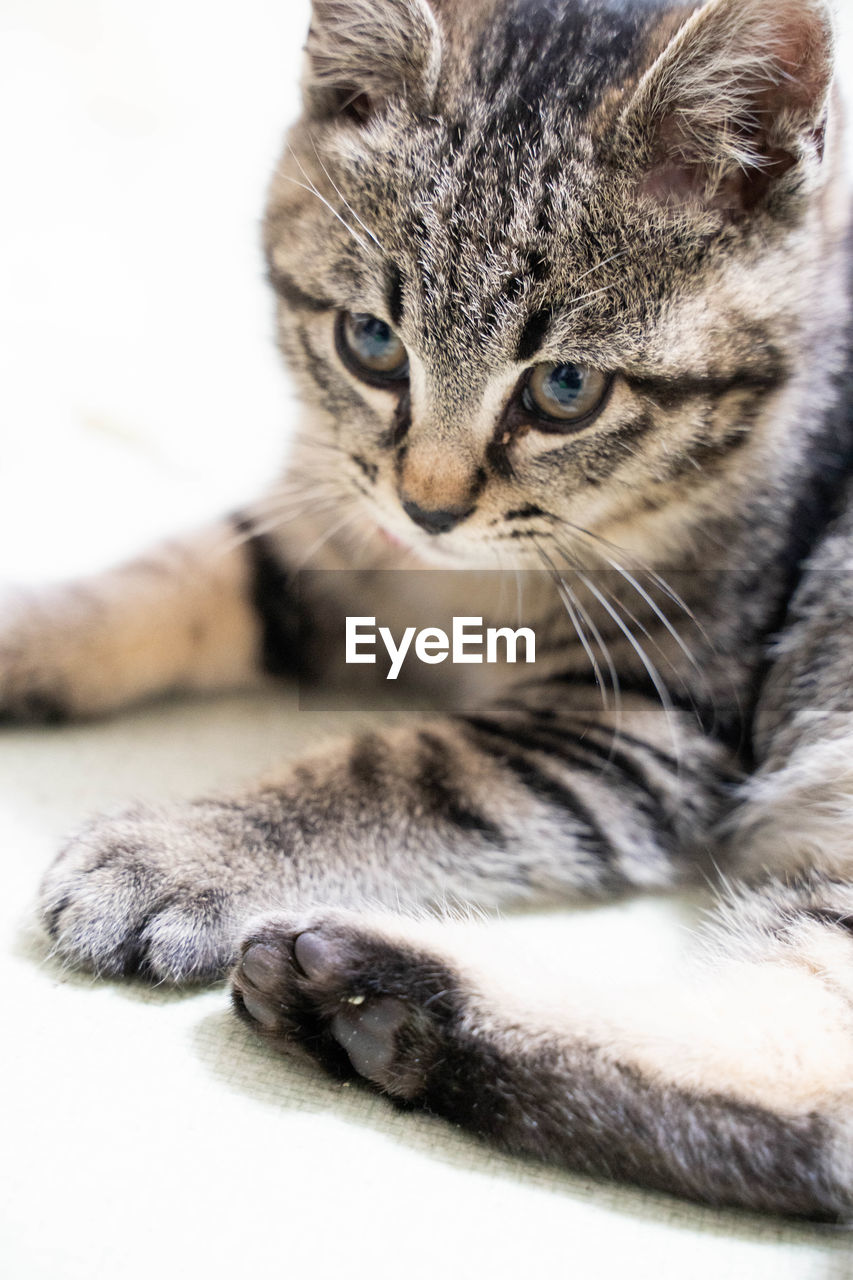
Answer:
[369, 507, 480, 566]
[378, 526, 406, 550]
[374, 519, 512, 572]
[361, 490, 508, 569]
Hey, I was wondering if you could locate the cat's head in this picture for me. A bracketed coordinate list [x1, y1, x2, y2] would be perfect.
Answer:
[265, 0, 845, 570]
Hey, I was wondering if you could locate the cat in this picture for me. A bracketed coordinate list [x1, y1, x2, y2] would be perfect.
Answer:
[7, 0, 853, 1219]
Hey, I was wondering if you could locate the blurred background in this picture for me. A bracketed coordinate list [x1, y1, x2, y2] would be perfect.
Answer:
[0, 0, 310, 580]
[0, 0, 851, 582]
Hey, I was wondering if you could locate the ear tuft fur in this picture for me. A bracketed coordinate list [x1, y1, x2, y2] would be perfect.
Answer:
[305, 0, 442, 124]
[624, 0, 836, 213]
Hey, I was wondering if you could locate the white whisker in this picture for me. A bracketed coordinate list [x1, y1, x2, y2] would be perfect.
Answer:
[283, 145, 371, 255]
[295, 506, 367, 571]
[535, 539, 610, 710]
[571, 248, 630, 286]
[575, 569, 682, 766]
[307, 133, 387, 255]
[546, 538, 625, 729]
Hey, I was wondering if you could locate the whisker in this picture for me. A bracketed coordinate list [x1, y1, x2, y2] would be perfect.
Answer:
[349, 514, 384, 566]
[544, 538, 625, 727]
[295, 505, 367, 571]
[219, 498, 347, 557]
[560, 550, 693, 697]
[571, 248, 631, 286]
[574, 568, 682, 766]
[550, 519, 725, 730]
[246, 487, 345, 521]
[604, 560, 703, 678]
[283, 147, 371, 255]
[535, 539, 610, 709]
[562, 283, 621, 321]
[553, 515, 708, 646]
[307, 133, 387, 255]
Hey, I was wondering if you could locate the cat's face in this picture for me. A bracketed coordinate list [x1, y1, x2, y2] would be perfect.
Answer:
[264, 0, 842, 571]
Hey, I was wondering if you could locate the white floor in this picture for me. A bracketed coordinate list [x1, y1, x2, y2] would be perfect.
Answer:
[3, 3, 853, 1276]
[5, 701, 853, 1280]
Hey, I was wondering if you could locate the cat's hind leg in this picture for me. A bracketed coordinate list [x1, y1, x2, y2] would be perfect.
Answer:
[232, 878, 853, 1219]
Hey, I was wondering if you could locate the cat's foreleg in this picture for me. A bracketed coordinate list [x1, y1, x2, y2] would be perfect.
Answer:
[0, 520, 295, 720]
[731, 513, 853, 882]
[232, 873, 853, 1220]
[39, 693, 730, 981]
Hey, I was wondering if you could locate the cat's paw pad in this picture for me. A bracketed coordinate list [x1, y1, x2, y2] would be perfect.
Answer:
[232, 915, 459, 1099]
[39, 807, 250, 983]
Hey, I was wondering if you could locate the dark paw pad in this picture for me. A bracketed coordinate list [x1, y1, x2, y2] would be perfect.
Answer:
[232, 918, 460, 1099]
[330, 997, 410, 1081]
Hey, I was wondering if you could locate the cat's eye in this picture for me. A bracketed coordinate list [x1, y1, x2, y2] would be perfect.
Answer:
[336, 312, 409, 387]
[522, 362, 611, 428]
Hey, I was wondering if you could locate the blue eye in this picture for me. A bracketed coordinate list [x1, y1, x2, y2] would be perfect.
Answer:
[338, 312, 409, 383]
[523, 362, 610, 427]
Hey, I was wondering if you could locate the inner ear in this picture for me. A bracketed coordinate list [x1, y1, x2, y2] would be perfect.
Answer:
[623, 0, 835, 215]
[334, 89, 375, 126]
[640, 115, 804, 216]
[304, 0, 442, 124]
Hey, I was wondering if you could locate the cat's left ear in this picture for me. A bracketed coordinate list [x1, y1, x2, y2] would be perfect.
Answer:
[621, 0, 836, 214]
[303, 0, 442, 123]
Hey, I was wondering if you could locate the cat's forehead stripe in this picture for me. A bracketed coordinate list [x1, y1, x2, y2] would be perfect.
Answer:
[516, 308, 553, 363]
[387, 265, 405, 329]
[461, 0, 664, 127]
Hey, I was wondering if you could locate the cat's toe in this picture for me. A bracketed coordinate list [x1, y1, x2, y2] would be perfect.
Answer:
[233, 915, 457, 1099]
[292, 929, 410, 1081]
[237, 941, 289, 1027]
[242, 941, 287, 990]
[293, 929, 339, 981]
[39, 810, 247, 983]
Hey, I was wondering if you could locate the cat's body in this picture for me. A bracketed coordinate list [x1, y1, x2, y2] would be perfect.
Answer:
[10, 0, 853, 1219]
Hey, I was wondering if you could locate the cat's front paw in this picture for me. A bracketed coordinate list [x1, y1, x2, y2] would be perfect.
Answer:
[39, 803, 268, 982]
[232, 912, 464, 1100]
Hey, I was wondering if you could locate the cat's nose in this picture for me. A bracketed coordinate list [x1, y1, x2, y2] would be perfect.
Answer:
[401, 497, 474, 535]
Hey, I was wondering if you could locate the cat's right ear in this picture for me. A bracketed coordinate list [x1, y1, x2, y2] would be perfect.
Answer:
[620, 0, 836, 215]
[303, 0, 442, 124]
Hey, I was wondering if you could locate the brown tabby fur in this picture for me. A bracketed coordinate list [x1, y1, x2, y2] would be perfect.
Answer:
[5, 0, 853, 1218]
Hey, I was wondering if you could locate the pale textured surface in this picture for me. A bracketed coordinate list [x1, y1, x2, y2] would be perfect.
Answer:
[5, 699, 853, 1275]
[3, 1, 853, 1274]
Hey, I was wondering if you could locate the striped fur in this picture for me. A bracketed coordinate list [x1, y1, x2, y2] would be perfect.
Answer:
[10, 0, 853, 1217]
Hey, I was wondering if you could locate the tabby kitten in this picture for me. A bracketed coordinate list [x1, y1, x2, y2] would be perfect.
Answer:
[10, 0, 853, 1219]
